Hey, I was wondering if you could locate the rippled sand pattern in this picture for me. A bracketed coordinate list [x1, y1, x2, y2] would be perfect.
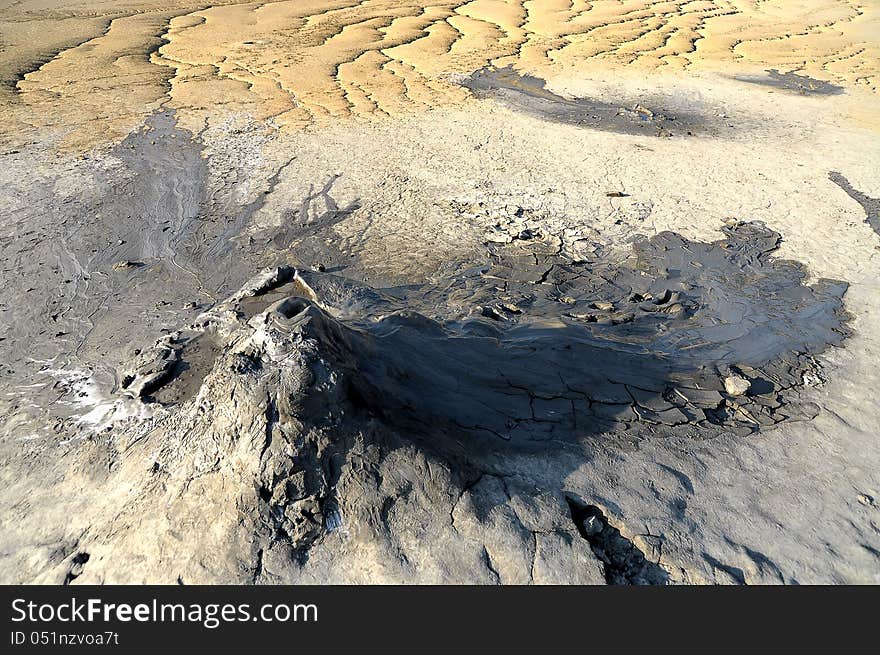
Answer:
[1, 0, 878, 142]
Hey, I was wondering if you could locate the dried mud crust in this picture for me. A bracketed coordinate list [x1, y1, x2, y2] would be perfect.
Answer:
[2, 0, 877, 147]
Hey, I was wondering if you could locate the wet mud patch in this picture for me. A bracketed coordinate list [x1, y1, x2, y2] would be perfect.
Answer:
[120, 331, 220, 406]
[104, 109, 209, 265]
[735, 69, 844, 96]
[460, 66, 708, 137]
[146, 333, 221, 406]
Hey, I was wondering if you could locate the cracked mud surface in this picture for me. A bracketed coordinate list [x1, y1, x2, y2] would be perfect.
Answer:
[121, 215, 851, 449]
[2, 0, 879, 147]
[1, 1, 880, 586]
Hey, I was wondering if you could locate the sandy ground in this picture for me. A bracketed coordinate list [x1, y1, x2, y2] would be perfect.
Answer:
[0, 1, 878, 584]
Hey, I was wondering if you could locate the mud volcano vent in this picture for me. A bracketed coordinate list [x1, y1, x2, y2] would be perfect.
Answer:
[122, 220, 850, 451]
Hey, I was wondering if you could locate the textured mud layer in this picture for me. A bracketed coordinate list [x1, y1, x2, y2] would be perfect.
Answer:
[736, 69, 845, 96]
[461, 66, 706, 136]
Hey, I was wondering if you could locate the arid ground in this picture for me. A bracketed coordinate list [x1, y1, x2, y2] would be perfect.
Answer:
[0, 0, 879, 584]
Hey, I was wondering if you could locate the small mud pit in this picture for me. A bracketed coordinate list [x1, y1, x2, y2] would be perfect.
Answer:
[735, 69, 844, 96]
[460, 65, 706, 136]
[237, 272, 322, 321]
[127, 333, 221, 406]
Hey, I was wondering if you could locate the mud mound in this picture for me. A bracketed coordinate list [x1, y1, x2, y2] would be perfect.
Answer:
[127, 221, 847, 446]
[89, 221, 849, 581]
[9, 215, 849, 584]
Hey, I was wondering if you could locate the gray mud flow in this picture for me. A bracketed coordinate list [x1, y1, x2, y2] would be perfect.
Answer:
[735, 69, 844, 96]
[829, 171, 880, 237]
[0, 111, 209, 386]
[0, 110, 334, 427]
[460, 65, 707, 136]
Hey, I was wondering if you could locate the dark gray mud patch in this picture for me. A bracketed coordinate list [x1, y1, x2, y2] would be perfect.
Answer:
[460, 65, 707, 136]
[269, 173, 361, 269]
[120, 329, 221, 406]
[222, 221, 849, 445]
[566, 498, 668, 585]
[147, 333, 220, 405]
[829, 171, 880, 237]
[735, 69, 844, 96]
[0, 108, 211, 406]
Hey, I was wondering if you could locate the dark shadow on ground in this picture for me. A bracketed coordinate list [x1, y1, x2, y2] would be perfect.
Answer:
[735, 69, 844, 96]
[460, 65, 713, 137]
